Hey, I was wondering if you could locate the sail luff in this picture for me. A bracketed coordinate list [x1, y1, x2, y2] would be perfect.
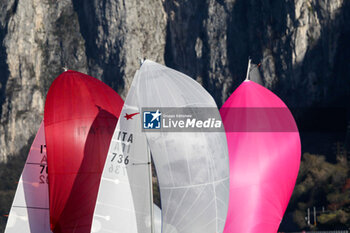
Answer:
[138, 64, 155, 232]
[245, 58, 252, 80]
[147, 147, 155, 233]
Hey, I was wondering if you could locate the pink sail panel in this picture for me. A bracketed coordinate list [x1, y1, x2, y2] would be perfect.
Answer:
[44, 70, 123, 233]
[220, 80, 301, 233]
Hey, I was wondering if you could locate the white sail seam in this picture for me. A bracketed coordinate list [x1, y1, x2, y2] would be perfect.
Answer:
[172, 185, 207, 227]
[219, 180, 230, 193]
[12, 206, 49, 210]
[208, 141, 219, 232]
[215, 197, 227, 207]
[167, 188, 190, 225]
[196, 218, 216, 231]
[160, 177, 229, 190]
[101, 177, 153, 189]
[178, 199, 215, 232]
[163, 189, 173, 219]
[213, 182, 218, 231]
[96, 202, 149, 215]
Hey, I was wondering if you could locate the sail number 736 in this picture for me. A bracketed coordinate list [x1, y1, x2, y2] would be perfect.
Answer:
[111, 153, 129, 165]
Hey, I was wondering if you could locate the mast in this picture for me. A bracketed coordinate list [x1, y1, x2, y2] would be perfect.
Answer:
[245, 58, 252, 80]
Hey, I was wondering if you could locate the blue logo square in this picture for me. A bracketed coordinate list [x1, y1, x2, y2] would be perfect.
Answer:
[143, 110, 161, 129]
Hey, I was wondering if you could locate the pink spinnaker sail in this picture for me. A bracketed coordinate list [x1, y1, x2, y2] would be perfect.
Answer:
[220, 80, 301, 232]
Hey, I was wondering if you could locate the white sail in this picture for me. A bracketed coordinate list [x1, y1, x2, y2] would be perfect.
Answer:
[92, 71, 153, 233]
[92, 60, 229, 233]
[5, 121, 51, 233]
[246, 59, 264, 85]
[138, 61, 230, 233]
[153, 204, 161, 233]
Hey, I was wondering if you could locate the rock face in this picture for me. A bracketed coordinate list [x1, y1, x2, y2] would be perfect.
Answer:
[0, 0, 166, 161]
[165, 0, 350, 107]
[0, 0, 87, 161]
[72, 0, 167, 96]
[0, 0, 350, 161]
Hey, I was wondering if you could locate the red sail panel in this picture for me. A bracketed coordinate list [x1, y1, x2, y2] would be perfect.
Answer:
[44, 71, 123, 233]
[220, 80, 301, 233]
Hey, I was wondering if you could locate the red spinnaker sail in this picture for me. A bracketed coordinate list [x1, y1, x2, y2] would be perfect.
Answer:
[44, 71, 123, 233]
[220, 80, 301, 233]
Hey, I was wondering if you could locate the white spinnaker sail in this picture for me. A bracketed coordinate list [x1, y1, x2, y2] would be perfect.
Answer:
[5, 121, 51, 233]
[92, 71, 153, 233]
[93, 60, 229, 233]
[138, 61, 229, 233]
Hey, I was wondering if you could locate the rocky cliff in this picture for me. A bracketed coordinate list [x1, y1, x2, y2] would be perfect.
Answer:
[0, 0, 349, 161]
